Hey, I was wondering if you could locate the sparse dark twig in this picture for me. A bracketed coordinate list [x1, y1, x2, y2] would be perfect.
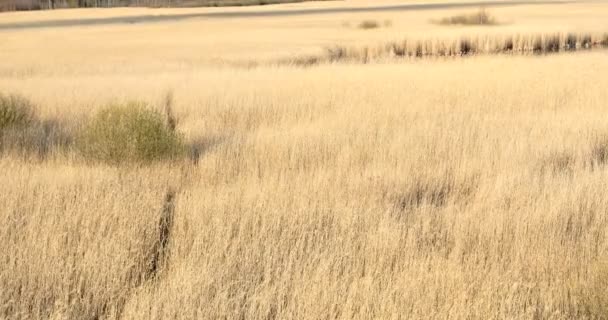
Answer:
[164, 91, 177, 132]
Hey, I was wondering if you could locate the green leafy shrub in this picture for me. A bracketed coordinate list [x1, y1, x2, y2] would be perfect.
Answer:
[78, 102, 184, 164]
[0, 93, 35, 132]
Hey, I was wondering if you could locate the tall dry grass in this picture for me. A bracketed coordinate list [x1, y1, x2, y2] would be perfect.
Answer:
[2, 53, 608, 319]
[2, 1, 608, 318]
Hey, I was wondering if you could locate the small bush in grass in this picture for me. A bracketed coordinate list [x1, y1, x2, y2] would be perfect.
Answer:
[358, 20, 380, 29]
[0, 93, 35, 132]
[78, 102, 184, 164]
[437, 8, 496, 26]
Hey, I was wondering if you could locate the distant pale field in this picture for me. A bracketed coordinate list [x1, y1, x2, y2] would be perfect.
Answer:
[2, 1, 608, 319]
[0, 0, 564, 22]
[1, 0, 608, 75]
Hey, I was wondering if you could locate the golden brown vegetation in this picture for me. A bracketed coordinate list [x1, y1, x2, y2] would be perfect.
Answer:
[3, 53, 608, 319]
[2, 1, 608, 319]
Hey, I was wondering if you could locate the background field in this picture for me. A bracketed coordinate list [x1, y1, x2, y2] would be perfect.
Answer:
[2, 0, 608, 319]
[0, 0, 327, 12]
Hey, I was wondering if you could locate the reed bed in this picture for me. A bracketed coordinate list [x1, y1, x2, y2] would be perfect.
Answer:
[286, 32, 608, 66]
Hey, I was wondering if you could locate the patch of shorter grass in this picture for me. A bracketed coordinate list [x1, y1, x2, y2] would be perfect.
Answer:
[391, 172, 477, 213]
[0, 93, 71, 159]
[77, 102, 184, 165]
[1, 119, 73, 159]
[537, 151, 575, 177]
[436, 8, 497, 26]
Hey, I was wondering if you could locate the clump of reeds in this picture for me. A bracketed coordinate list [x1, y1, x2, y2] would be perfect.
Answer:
[436, 8, 497, 26]
[602, 33, 608, 46]
[358, 20, 380, 29]
[347, 19, 392, 30]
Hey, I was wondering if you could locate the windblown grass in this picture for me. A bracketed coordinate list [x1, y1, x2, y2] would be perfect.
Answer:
[3, 1, 608, 319]
[2, 54, 608, 319]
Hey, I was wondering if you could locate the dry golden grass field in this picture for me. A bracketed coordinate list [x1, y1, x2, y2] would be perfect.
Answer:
[2, 0, 608, 319]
